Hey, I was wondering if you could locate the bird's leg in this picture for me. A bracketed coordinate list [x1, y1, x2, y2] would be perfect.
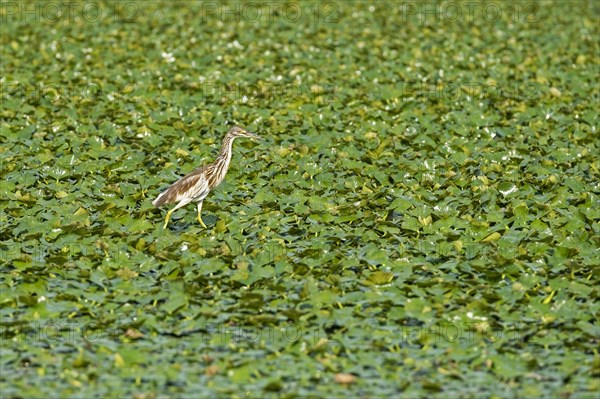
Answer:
[197, 202, 207, 228]
[162, 199, 191, 229]
[163, 208, 175, 229]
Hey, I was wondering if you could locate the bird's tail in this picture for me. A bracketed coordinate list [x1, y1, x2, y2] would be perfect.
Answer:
[152, 191, 168, 207]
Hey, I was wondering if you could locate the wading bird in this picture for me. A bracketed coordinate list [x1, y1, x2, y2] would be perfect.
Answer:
[152, 126, 260, 229]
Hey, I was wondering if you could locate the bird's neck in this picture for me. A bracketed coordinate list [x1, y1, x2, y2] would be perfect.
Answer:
[217, 134, 235, 163]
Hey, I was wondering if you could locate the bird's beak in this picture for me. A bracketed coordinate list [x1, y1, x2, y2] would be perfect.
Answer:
[245, 131, 261, 140]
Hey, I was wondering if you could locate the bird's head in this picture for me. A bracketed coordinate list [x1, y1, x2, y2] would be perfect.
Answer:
[228, 126, 260, 140]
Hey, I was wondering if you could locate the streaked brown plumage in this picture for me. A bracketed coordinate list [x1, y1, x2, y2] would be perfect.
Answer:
[153, 126, 260, 229]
